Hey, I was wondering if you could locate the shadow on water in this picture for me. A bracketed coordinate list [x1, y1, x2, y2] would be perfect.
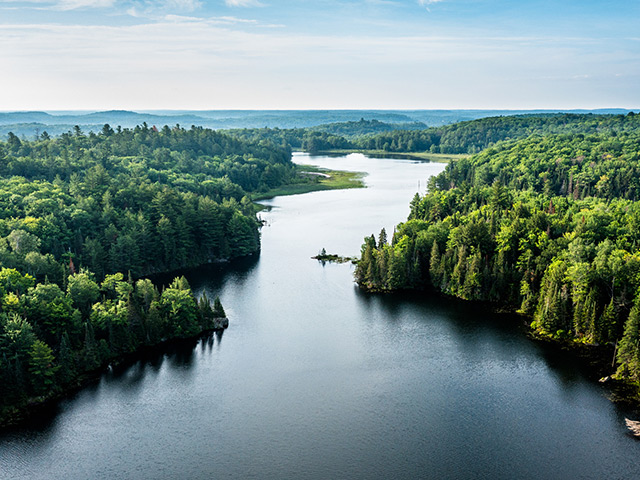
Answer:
[0, 332, 225, 441]
[104, 361, 149, 393]
[0, 376, 105, 441]
[0, 403, 62, 438]
[165, 340, 197, 368]
[354, 287, 622, 397]
[355, 287, 524, 335]
[1, 256, 244, 439]
[149, 255, 260, 291]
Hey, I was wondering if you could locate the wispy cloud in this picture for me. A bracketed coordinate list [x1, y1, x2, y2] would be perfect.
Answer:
[161, 0, 201, 11]
[163, 13, 260, 25]
[1, 19, 637, 110]
[58, 0, 115, 9]
[125, 0, 204, 18]
[0, 0, 116, 9]
[0, 0, 205, 12]
[225, 0, 263, 7]
[417, 0, 445, 13]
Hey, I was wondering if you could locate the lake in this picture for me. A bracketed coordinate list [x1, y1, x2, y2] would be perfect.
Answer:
[1, 152, 639, 479]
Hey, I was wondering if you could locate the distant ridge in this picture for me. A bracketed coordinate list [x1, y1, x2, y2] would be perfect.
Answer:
[1, 108, 637, 139]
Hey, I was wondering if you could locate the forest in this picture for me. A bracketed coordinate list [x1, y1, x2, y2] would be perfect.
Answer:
[0, 123, 295, 424]
[351, 112, 640, 154]
[354, 113, 640, 391]
[4, 111, 640, 424]
[226, 112, 640, 155]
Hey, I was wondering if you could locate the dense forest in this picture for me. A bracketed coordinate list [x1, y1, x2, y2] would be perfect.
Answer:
[355, 114, 640, 390]
[0, 123, 296, 277]
[227, 113, 640, 156]
[353, 112, 640, 154]
[0, 124, 295, 424]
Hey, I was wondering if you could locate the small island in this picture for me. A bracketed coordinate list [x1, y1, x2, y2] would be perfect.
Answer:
[312, 248, 356, 264]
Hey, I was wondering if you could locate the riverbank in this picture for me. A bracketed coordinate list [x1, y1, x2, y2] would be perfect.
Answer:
[525, 329, 640, 407]
[358, 280, 640, 408]
[0, 321, 229, 429]
[312, 149, 469, 163]
[251, 164, 365, 201]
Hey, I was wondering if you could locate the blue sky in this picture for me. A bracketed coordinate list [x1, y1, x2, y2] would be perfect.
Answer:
[0, 0, 638, 110]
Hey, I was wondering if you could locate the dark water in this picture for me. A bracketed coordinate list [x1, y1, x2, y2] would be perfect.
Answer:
[2, 153, 640, 480]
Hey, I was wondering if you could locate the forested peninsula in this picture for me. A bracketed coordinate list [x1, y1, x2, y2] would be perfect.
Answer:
[0, 124, 302, 426]
[355, 112, 640, 399]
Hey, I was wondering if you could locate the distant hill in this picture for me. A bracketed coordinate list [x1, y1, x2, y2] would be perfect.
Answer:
[310, 119, 427, 137]
[1, 108, 637, 139]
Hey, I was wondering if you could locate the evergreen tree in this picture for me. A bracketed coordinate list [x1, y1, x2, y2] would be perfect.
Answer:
[212, 296, 226, 318]
[617, 298, 640, 379]
[28, 340, 57, 396]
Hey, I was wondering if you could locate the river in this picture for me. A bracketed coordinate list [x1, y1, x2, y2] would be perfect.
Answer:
[1, 152, 640, 479]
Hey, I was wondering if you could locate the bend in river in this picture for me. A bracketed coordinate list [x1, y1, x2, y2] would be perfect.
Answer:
[1, 153, 640, 480]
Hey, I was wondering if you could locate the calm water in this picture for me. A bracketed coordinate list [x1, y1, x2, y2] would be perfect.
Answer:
[2, 153, 640, 479]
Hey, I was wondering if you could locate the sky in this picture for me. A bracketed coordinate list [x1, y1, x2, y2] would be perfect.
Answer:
[0, 0, 638, 110]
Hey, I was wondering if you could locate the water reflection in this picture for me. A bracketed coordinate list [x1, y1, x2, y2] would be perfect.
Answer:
[104, 362, 148, 395]
[354, 286, 618, 397]
[165, 341, 197, 369]
[149, 254, 259, 291]
[215, 330, 224, 347]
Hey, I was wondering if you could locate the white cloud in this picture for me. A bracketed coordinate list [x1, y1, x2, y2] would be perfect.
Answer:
[225, 0, 263, 7]
[57, 0, 115, 9]
[0, 21, 637, 110]
[162, 0, 201, 11]
[124, 0, 203, 19]
[163, 14, 258, 25]
[163, 13, 203, 22]
[0, 0, 116, 9]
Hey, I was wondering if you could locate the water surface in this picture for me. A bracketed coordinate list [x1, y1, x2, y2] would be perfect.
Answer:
[1, 153, 639, 480]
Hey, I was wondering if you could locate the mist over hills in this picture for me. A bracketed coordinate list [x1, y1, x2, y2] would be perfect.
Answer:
[0, 108, 636, 139]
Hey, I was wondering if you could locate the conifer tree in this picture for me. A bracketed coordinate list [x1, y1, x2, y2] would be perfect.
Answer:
[617, 298, 640, 379]
[213, 296, 226, 318]
[28, 340, 57, 396]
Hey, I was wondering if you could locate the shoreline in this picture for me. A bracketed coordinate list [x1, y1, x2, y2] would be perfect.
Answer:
[1, 164, 366, 430]
[0, 322, 228, 430]
[357, 283, 640, 408]
[1, 165, 367, 431]
[251, 164, 365, 201]
[309, 149, 469, 163]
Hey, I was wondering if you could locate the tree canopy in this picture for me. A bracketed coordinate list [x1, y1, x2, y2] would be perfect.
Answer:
[355, 113, 640, 387]
[0, 123, 288, 424]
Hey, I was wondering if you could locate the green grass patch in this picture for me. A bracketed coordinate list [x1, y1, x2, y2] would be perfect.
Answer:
[251, 165, 365, 201]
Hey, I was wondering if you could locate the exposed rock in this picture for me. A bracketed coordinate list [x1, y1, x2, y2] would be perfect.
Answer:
[214, 317, 229, 330]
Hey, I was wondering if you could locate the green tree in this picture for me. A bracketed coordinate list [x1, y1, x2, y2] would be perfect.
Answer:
[28, 340, 58, 396]
[617, 298, 640, 379]
[213, 296, 226, 318]
[67, 271, 100, 316]
[159, 279, 199, 338]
